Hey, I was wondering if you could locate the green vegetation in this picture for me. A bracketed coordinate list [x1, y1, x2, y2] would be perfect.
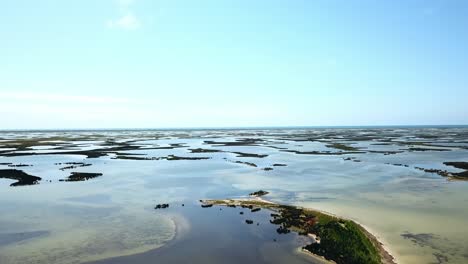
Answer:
[202, 198, 391, 264]
[305, 220, 381, 264]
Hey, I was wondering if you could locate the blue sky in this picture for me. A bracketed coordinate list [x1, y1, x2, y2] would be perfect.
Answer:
[0, 0, 467, 129]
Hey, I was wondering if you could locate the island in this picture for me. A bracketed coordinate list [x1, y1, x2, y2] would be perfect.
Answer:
[201, 196, 395, 264]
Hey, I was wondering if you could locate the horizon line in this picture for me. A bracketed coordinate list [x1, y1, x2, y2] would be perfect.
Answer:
[1, 124, 468, 132]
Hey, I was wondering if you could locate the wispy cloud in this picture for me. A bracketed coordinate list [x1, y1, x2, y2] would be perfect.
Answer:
[107, 0, 141, 30]
[107, 14, 141, 30]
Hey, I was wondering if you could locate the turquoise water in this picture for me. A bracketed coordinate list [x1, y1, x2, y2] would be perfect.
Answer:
[0, 128, 467, 263]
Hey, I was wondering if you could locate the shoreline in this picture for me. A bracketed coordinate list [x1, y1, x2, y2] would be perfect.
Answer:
[298, 247, 335, 263]
[263, 197, 398, 264]
[270, 198, 397, 264]
[291, 204, 398, 264]
[203, 196, 397, 264]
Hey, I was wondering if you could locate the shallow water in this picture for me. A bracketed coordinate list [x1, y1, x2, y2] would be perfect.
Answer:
[0, 128, 467, 264]
[89, 204, 325, 264]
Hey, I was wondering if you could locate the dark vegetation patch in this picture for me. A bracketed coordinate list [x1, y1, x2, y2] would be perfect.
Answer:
[2, 150, 109, 159]
[112, 155, 158, 160]
[386, 140, 468, 150]
[408, 147, 451, 152]
[0, 137, 71, 151]
[265, 145, 289, 150]
[283, 150, 365, 155]
[234, 161, 257, 167]
[368, 150, 404, 155]
[189, 148, 223, 153]
[202, 198, 392, 264]
[304, 220, 381, 264]
[170, 143, 186, 147]
[249, 190, 269, 197]
[55, 162, 91, 171]
[443, 162, 468, 170]
[165, 155, 210, 161]
[112, 155, 210, 161]
[61, 172, 103, 182]
[326, 143, 359, 151]
[443, 162, 468, 179]
[451, 171, 468, 179]
[152, 145, 186, 150]
[415, 167, 452, 178]
[154, 203, 169, 209]
[0, 140, 180, 159]
[231, 152, 268, 158]
[204, 138, 264, 147]
[0, 169, 41, 186]
[386, 163, 409, 167]
[415, 166, 468, 180]
[7, 163, 32, 167]
[415, 134, 439, 139]
[272, 163, 287, 167]
[343, 157, 362, 162]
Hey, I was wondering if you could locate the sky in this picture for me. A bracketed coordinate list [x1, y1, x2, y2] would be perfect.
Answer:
[0, 0, 467, 129]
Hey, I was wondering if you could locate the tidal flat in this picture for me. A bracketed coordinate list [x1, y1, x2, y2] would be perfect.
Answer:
[0, 127, 468, 263]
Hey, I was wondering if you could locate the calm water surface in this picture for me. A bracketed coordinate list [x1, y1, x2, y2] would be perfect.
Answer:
[0, 128, 467, 264]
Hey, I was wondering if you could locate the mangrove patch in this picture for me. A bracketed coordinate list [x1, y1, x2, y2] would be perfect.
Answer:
[0, 169, 41, 186]
[61, 172, 103, 182]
